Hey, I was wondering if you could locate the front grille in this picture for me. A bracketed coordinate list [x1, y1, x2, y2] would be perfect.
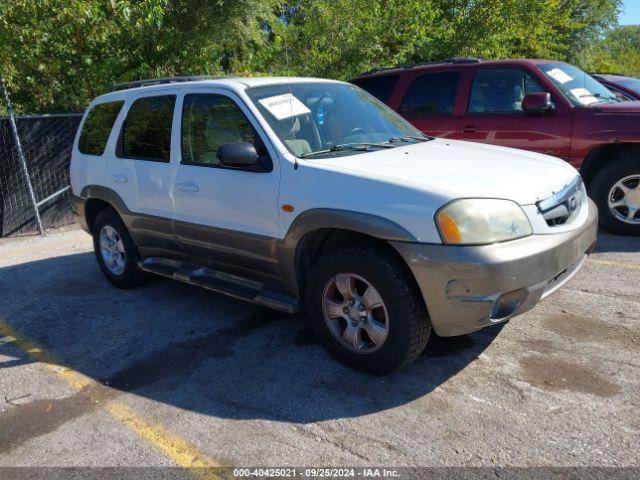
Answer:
[537, 176, 584, 227]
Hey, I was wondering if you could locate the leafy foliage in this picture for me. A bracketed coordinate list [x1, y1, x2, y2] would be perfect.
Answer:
[261, 0, 622, 79]
[0, 0, 632, 114]
[0, 0, 277, 113]
[582, 25, 640, 76]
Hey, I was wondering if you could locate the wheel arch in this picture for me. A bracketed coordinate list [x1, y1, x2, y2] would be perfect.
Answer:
[580, 143, 640, 187]
[80, 185, 130, 233]
[279, 209, 419, 300]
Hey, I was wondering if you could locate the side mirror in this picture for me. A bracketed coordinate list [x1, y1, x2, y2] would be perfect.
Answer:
[522, 92, 555, 115]
[217, 142, 260, 168]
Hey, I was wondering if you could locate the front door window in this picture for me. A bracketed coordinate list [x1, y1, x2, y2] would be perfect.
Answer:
[468, 69, 545, 114]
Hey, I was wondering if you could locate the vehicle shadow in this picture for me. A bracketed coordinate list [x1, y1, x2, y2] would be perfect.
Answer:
[594, 229, 640, 253]
[0, 252, 503, 424]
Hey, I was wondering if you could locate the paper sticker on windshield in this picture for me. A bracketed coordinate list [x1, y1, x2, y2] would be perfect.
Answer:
[258, 93, 311, 120]
[546, 67, 573, 84]
[570, 88, 598, 105]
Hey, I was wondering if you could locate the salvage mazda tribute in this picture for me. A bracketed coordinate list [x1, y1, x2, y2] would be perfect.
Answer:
[71, 76, 597, 373]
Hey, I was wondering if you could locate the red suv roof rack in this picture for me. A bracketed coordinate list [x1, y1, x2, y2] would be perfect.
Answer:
[357, 57, 483, 77]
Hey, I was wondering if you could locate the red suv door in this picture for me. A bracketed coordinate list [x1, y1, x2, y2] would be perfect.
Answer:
[456, 66, 573, 159]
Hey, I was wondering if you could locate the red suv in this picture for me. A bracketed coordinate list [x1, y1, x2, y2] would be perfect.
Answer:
[351, 58, 640, 235]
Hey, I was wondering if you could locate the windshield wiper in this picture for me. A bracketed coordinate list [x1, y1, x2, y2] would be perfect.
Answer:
[388, 135, 434, 143]
[578, 92, 620, 104]
[593, 92, 621, 103]
[300, 142, 394, 158]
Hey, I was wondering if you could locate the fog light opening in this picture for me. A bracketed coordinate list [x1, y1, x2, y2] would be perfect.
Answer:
[490, 288, 528, 321]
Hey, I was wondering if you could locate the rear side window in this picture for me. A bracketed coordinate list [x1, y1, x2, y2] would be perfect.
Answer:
[118, 95, 176, 162]
[78, 101, 124, 155]
[181, 94, 257, 166]
[352, 75, 399, 103]
[399, 71, 460, 115]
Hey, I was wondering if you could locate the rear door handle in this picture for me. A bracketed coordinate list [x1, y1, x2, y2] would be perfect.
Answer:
[462, 125, 478, 134]
[112, 174, 127, 185]
[177, 181, 200, 193]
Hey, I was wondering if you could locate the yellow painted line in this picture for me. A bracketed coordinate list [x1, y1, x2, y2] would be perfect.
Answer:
[0, 320, 222, 478]
[106, 402, 220, 471]
[588, 258, 640, 271]
[0, 321, 92, 390]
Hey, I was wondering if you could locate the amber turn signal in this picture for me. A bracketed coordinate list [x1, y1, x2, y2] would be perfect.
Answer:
[437, 211, 462, 244]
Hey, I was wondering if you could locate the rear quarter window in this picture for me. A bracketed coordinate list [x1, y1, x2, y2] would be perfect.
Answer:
[78, 101, 124, 156]
[399, 71, 460, 115]
[351, 75, 399, 103]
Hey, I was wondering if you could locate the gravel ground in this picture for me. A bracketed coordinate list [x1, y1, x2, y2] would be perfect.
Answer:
[0, 225, 638, 470]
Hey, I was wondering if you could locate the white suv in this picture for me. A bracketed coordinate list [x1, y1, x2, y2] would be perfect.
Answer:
[71, 76, 597, 373]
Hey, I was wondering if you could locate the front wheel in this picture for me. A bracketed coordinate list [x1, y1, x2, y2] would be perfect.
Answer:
[590, 154, 640, 236]
[305, 243, 431, 374]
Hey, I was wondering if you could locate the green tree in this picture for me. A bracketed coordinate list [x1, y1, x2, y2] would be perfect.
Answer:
[0, 0, 277, 113]
[423, 0, 620, 62]
[256, 0, 439, 79]
[0, 0, 628, 114]
[582, 25, 640, 76]
[258, 0, 621, 80]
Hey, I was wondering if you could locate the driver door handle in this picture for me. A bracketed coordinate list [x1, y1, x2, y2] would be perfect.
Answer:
[462, 125, 478, 134]
[177, 181, 200, 193]
[112, 174, 127, 185]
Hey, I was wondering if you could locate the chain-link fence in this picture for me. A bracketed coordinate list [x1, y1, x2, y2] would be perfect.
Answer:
[0, 70, 82, 237]
[0, 113, 82, 237]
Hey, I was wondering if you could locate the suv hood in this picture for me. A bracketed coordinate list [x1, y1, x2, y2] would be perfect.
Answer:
[314, 139, 578, 205]
[591, 101, 640, 114]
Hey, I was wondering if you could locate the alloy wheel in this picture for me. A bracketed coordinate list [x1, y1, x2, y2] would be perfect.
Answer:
[99, 225, 127, 275]
[321, 273, 389, 353]
[608, 174, 640, 225]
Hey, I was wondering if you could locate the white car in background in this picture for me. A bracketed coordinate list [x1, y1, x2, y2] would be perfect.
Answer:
[71, 76, 597, 373]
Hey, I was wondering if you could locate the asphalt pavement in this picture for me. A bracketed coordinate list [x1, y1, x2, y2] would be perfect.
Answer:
[0, 225, 638, 470]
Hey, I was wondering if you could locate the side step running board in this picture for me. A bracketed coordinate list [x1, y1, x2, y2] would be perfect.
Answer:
[138, 257, 300, 314]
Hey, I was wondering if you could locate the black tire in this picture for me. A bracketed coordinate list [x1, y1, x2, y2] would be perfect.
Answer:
[590, 153, 640, 236]
[305, 243, 431, 374]
[92, 209, 142, 288]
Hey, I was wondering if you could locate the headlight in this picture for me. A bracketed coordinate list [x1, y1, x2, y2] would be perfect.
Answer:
[436, 199, 533, 245]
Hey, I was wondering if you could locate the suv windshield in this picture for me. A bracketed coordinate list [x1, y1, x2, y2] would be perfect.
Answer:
[539, 63, 619, 106]
[246, 82, 427, 158]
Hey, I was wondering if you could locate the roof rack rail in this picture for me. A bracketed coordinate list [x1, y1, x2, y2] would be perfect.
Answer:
[110, 75, 219, 92]
[441, 57, 483, 64]
[356, 57, 483, 77]
[591, 72, 625, 77]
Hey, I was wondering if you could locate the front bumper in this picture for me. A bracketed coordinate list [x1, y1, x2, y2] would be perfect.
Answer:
[391, 199, 598, 337]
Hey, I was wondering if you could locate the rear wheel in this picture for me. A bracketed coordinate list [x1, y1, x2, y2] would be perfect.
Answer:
[305, 243, 431, 374]
[590, 154, 640, 235]
[92, 209, 142, 288]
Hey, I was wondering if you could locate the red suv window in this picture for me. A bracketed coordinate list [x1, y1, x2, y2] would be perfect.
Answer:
[399, 71, 460, 115]
[352, 75, 400, 103]
[468, 69, 544, 113]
